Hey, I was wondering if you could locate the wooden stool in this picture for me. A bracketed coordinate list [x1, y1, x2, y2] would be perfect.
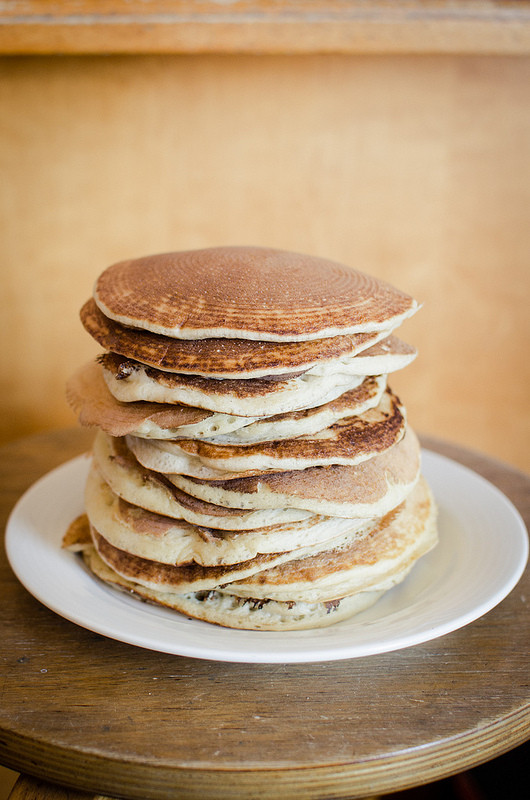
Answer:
[1, 430, 529, 800]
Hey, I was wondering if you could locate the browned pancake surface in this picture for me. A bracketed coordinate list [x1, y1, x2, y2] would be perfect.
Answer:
[91, 527, 284, 587]
[104, 436, 253, 516]
[99, 333, 412, 404]
[242, 482, 432, 586]
[70, 360, 387, 440]
[94, 246, 417, 340]
[89, 475, 431, 591]
[181, 428, 420, 505]
[81, 298, 380, 376]
[169, 388, 405, 464]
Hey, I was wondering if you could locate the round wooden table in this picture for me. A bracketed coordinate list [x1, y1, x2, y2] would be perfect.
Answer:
[0, 428, 528, 800]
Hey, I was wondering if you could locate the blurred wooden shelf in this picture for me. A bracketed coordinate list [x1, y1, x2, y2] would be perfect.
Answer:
[1, 1, 530, 55]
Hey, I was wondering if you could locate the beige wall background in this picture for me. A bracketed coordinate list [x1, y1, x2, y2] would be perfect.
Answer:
[1, 53, 529, 471]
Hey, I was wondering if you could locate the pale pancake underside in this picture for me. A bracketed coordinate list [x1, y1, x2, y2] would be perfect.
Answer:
[98, 335, 415, 418]
[67, 361, 388, 443]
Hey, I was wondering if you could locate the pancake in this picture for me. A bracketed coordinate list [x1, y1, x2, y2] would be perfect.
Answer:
[84, 465, 371, 567]
[87, 479, 434, 595]
[201, 375, 387, 445]
[168, 427, 421, 518]
[306, 336, 417, 377]
[81, 297, 392, 379]
[63, 245, 435, 632]
[92, 431, 313, 530]
[93, 246, 419, 342]
[100, 353, 366, 417]
[65, 477, 436, 630]
[125, 388, 406, 479]
[67, 361, 387, 443]
[66, 361, 213, 439]
[99, 334, 414, 417]
[76, 540, 387, 630]
[90, 522, 378, 594]
[227, 478, 437, 603]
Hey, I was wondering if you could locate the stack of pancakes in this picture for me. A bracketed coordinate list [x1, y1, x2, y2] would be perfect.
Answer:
[63, 246, 437, 630]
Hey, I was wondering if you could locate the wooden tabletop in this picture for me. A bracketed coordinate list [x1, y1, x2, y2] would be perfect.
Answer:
[0, 428, 528, 800]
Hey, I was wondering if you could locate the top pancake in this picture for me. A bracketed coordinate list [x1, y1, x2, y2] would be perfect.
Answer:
[93, 246, 418, 342]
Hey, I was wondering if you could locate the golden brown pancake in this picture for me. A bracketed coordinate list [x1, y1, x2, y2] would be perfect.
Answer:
[87, 478, 433, 594]
[99, 352, 367, 417]
[89, 524, 372, 593]
[163, 428, 422, 519]
[74, 536, 388, 630]
[93, 428, 421, 522]
[98, 334, 415, 417]
[208, 375, 387, 444]
[125, 388, 406, 479]
[81, 297, 388, 378]
[93, 246, 418, 341]
[227, 478, 437, 602]
[92, 431, 313, 530]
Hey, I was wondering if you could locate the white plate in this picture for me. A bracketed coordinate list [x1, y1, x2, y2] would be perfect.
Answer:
[5, 450, 528, 663]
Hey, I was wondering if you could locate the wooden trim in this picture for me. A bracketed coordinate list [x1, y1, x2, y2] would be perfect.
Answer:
[0, 1, 529, 55]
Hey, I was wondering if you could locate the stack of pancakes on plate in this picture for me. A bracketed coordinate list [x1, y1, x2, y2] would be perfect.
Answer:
[63, 246, 437, 630]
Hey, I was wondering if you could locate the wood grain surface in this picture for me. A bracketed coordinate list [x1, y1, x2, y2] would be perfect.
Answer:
[1, 1, 529, 55]
[0, 428, 528, 800]
[7, 774, 113, 800]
